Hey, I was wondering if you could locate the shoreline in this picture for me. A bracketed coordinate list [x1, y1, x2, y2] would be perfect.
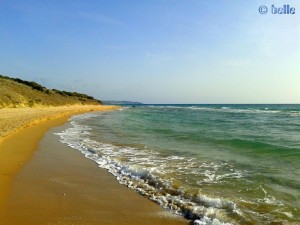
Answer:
[0, 105, 120, 142]
[0, 105, 188, 225]
[0, 105, 119, 214]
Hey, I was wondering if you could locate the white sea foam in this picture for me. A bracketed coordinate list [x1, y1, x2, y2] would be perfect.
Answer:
[54, 109, 300, 224]
[194, 217, 232, 225]
[148, 105, 294, 117]
[196, 161, 244, 185]
[55, 119, 241, 224]
[142, 105, 300, 120]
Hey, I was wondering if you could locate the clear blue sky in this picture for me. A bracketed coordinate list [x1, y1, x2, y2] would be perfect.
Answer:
[1, 0, 299, 103]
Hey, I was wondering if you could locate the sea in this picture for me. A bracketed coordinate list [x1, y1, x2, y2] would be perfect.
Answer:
[56, 104, 300, 225]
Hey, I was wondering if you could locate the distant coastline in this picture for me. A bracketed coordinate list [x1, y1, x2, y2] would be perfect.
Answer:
[103, 100, 143, 105]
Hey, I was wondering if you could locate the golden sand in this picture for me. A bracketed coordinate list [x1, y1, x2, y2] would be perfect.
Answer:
[0, 105, 119, 217]
[0, 105, 188, 225]
[0, 105, 119, 141]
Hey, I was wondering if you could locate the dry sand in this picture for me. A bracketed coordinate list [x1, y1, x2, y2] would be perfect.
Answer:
[0, 105, 119, 141]
[0, 105, 188, 225]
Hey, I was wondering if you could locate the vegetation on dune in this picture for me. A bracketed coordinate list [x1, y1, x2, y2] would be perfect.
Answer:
[0, 75, 47, 92]
[0, 74, 102, 108]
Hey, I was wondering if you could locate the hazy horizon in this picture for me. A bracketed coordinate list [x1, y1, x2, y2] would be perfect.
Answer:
[1, 1, 299, 104]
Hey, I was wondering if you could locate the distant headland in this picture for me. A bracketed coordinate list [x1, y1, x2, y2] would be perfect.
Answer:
[103, 100, 143, 105]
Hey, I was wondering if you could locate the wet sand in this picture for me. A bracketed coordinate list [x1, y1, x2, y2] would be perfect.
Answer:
[0, 107, 188, 225]
[0, 105, 119, 210]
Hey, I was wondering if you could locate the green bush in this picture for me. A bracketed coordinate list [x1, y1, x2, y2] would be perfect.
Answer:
[28, 100, 34, 107]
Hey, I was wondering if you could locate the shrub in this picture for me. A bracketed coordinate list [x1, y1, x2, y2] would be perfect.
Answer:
[28, 100, 34, 107]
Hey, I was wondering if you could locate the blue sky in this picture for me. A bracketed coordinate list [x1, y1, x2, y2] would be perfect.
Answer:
[0, 0, 299, 103]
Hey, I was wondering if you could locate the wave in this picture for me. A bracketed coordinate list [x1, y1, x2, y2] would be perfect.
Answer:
[54, 112, 300, 224]
[218, 138, 300, 153]
[188, 107, 283, 115]
[55, 120, 243, 224]
[143, 105, 300, 116]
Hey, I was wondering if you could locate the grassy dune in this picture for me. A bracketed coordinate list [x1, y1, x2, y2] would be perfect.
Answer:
[0, 75, 102, 108]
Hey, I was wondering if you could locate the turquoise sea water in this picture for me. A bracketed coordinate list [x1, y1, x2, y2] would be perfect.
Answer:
[57, 104, 300, 225]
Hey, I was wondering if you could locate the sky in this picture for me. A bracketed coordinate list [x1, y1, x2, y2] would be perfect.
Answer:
[0, 0, 299, 104]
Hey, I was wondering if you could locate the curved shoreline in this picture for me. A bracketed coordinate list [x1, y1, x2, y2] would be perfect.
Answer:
[0, 105, 120, 142]
[0, 105, 187, 225]
[0, 105, 119, 212]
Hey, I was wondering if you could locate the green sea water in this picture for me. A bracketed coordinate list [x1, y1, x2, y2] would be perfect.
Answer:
[57, 104, 300, 224]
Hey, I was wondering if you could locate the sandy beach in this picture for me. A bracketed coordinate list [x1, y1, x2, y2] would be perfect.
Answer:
[0, 105, 187, 225]
[0, 105, 119, 141]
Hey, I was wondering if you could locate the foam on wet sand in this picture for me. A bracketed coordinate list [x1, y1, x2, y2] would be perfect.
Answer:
[0, 105, 187, 224]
